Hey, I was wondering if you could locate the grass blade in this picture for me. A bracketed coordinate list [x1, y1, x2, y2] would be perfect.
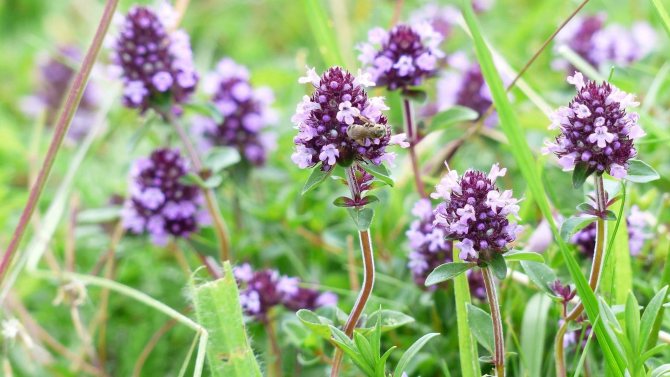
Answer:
[301, 0, 344, 67]
[452, 245, 481, 377]
[458, 1, 626, 373]
[652, 0, 670, 38]
[191, 262, 262, 377]
[521, 294, 551, 376]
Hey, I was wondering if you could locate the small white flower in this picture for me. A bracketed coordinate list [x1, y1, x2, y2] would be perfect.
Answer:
[609, 163, 627, 179]
[431, 169, 461, 200]
[456, 239, 477, 260]
[389, 133, 410, 148]
[393, 55, 415, 77]
[318, 144, 339, 165]
[587, 126, 615, 148]
[487, 163, 507, 181]
[298, 66, 321, 86]
[354, 69, 375, 87]
[456, 204, 476, 224]
[336, 101, 361, 125]
[567, 71, 585, 90]
[573, 104, 592, 119]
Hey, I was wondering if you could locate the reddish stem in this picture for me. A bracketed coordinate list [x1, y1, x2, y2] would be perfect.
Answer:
[0, 0, 120, 287]
[402, 98, 428, 198]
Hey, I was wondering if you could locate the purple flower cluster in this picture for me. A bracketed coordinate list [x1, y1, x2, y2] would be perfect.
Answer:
[426, 52, 496, 126]
[23, 46, 100, 141]
[431, 164, 522, 263]
[572, 205, 652, 257]
[193, 58, 276, 166]
[544, 72, 644, 178]
[406, 199, 488, 299]
[407, 199, 451, 286]
[113, 5, 198, 113]
[357, 23, 444, 91]
[291, 66, 399, 170]
[121, 148, 207, 245]
[234, 263, 337, 321]
[553, 14, 656, 72]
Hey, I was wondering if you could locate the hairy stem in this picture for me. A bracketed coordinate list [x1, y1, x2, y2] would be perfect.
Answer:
[402, 98, 428, 198]
[166, 114, 232, 262]
[555, 174, 607, 377]
[483, 267, 505, 376]
[330, 228, 376, 377]
[0, 0, 119, 287]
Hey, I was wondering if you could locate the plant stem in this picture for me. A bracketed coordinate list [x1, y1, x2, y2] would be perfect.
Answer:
[0, 0, 119, 288]
[265, 319, 283, 377]
[402, 97, 428, 198]
[482, 267, 505, 376]
[166, 114, 232, 262]
[555, 174, 607, 377]
[330, 225, 376, 377]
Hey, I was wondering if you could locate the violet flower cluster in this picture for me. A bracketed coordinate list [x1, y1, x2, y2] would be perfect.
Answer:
[234, 263, 337, 321]
[553, 14, 656, 73]
[291, 66, 401, 171]
[193, 58, 277, 166]
[406, 199, 487, 299]
[424, 52, 497, 126]
[113, 4, 198, 113]
[431, 164, 522, 263]
[572, 205, 652, 257]
[407, 199, 451, 286]
[544, 72, 644, 179]
[22, 46, 100, 141]
[121, 148, 207, 245]
[357, 22, 444, 91]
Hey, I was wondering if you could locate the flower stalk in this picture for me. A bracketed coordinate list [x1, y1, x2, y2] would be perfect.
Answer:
[331, 166, 376, 377]
[555, 174, 607, 377]
[482, 266, 505, 376]
[0, 0, 120, 287]
[165, 113, 232, 262]
[402, 97, 428, 198]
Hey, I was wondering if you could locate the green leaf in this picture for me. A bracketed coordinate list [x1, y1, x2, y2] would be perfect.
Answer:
[76, 206, 122, 223]
[521, 294, 551, 377]
[466, 303, 494, 354]
[363, 195, 380, 205]
[639, 286, 669, 353]
[181, 172, 207, 187]
[624, 292, 641, 351]
[451, 247, 481, 377]
[520, 261, 557, 296]
[402, 89, 427, 102]
[601, 188, 631, 306]
[347, 207, 374, 231]
[302, 168, 332, 195]
[625, 159, 660, 183]
[203, 175, 223, 189]
[363, 163, 394, 187]
[652, 0, 670, 41]
[430, 106, 479, 130]
[333, 196, 351, 207]
[191, 262, 262, 377]
[184, 101, 224, 123]
[572, 163, 594, 189]
[460, 1, 626, 372]
[503, 250, 544, 263]
[296, 309, 333, 339]
[489, 254, 507, 280]
[559, 215, 597, 241]
[424, 262, 475, 286]
[363, 310, 415, 333]
[204, 147, 241, 173]
[329, 326, 375, 376]
[576, 202, 596, 213]
[393, 333, 440, 377]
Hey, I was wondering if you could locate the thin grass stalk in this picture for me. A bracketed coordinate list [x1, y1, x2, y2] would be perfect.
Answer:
[0, 0, 119, 288]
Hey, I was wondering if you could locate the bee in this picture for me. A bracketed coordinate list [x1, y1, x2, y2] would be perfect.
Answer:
[346, 115, 387, 145]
